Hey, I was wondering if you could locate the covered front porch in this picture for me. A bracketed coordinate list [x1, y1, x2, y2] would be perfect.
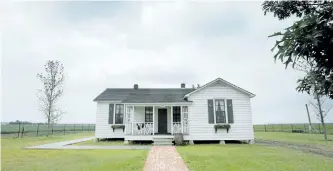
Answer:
[124, 104, 189, 138]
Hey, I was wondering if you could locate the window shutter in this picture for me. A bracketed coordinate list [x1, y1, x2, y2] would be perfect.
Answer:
[207, 99, 214, 124]
[109, 104, 114, 124]
[227, 99, 234, 123]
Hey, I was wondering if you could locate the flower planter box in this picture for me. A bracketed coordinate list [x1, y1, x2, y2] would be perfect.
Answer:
[111, 125, 125, 132]
[214, 124, 231, 133]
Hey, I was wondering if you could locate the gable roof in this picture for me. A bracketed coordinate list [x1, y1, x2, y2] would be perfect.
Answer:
[93, 88, 194, 103]
[94, 78, 255, 103]
[184, 78, 255, 98]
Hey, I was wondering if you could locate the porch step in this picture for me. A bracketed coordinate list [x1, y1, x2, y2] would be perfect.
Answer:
[153, 142, 174, 146]
[153, 138, 173, 142]
[153, 137, 173, 146]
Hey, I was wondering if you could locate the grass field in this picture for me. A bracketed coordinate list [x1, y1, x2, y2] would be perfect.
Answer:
[255, 132, 333, 150]
[2, 131, 333, 171]
[1, 133, 148, 171]
[177, 145, 333, 171]
[1, 124, 95, 137]
[254, 123, 333, 134]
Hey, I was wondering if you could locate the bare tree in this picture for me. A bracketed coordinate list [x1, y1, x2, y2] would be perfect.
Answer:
[37, 60, 65, 135]
[296, 60, 330, 141]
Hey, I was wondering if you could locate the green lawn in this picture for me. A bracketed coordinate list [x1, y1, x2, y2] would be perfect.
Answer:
[1, 133, 148, 171]
[253, 123, 333, 134]
[255, 132, 333, 150]
[3, 132, 333, 171]
[1, 124, 95, 136]
[177, 145, 333, 171]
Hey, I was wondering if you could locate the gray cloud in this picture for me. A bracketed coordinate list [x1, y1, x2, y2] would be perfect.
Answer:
[2, 2, 333, 124]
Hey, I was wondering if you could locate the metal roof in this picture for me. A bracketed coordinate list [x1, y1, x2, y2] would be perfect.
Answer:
[94, 78, 255, 103]
[93, 88, 194, 103]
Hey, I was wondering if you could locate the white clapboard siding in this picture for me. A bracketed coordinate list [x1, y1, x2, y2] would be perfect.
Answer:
[186, 82, 254, 141]
[134, 106, 145, 122]
[95, 102, 125, 138]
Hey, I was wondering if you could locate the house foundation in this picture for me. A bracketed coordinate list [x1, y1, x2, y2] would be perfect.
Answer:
[248, 140, 255, 144]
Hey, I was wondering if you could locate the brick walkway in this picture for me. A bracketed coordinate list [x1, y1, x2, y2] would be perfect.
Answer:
[143, 146, 189, 171]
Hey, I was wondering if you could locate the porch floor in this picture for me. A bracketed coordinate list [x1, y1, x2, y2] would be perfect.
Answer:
[125, 135, 174, 141]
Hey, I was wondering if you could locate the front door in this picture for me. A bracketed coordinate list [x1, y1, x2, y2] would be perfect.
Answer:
[158, 109, 168, 134]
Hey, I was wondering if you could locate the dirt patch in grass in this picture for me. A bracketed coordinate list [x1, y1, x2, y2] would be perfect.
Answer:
[256, 139, 333, 158]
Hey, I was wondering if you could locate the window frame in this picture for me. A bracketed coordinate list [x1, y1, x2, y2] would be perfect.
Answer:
[114, 104, 124, 124]
[145, 106, 153, 122]
[173, 106, 181, 122]
[213, 98, 229, 124]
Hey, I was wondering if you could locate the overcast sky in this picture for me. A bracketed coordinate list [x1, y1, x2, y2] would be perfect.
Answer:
[2, 1, 333, 124]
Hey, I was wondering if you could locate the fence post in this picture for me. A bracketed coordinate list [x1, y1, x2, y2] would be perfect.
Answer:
[82, 124, 83, 132]
[21, 123, 24, 138]
[264, 124, 267, 132]
[52, 124, 54, 135]
[272, 125, 275, 132]
[304, 124, 306, 133]
[291, 124, 294, 132]
[74, 124, 75, 132]
[17, 123, 21, 138]
[64, 124, 66, 135]
[318, 123, 321, 133]
[36, 123, 40, 136]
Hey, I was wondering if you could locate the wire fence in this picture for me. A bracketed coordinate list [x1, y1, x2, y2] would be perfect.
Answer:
[1, 123, 95, 138]
[253, 123, 333, 134]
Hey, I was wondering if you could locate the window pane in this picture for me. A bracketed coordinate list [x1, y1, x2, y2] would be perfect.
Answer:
[115, 114, 123, 124]
[173, 106, 181, 122]
[145, 107, 153, 122]
[215, 100, 226, 123]
[115, 104, 124, 124]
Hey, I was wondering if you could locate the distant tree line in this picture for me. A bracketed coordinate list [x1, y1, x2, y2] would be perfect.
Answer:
[8, 120, 45, 124]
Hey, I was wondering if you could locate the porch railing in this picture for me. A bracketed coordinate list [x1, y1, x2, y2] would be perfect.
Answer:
[173, 122, 182, 134]
[132, 122, 153, 135]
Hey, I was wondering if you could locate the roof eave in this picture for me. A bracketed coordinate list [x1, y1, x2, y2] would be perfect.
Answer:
[184, 78, 256, 99]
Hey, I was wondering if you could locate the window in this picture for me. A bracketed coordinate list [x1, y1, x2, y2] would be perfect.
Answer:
[173, 106, 181, 122]
[145, 107, 153, 122]
[215, 99, 226, 123]
[115, 104, 124, 124]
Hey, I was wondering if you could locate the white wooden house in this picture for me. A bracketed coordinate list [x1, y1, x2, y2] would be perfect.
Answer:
[94, 78, 255, 145]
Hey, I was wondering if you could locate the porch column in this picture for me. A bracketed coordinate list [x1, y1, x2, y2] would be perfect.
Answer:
[132, 106, 135, 135]
[124, 104, 127, 134]
[181, 106, 184, 133]
[153, 106, 155, 135]
[171, 106, 173, 135]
